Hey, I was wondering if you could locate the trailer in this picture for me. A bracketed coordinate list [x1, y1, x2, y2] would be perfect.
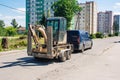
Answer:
[27, 17, 73, 62]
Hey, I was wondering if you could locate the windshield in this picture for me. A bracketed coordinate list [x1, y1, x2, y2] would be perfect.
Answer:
[47, 20, 59, 40]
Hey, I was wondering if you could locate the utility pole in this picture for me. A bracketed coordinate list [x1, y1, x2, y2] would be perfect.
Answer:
[75, 12, 81, 30]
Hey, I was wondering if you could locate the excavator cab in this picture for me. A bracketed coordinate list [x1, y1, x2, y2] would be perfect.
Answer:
[46, 17, 67, 45]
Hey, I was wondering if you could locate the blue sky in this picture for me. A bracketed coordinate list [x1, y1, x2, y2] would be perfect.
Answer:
[0, 0, 120, 27]
[0, 0, 25, 27]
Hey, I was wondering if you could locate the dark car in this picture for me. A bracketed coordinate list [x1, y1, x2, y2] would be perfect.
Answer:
[67, 30, 93, 52]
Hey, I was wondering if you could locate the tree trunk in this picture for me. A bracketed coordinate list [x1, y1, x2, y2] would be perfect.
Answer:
[1, 38, 8, 49]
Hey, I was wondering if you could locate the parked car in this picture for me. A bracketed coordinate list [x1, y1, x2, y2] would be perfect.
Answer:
[67, 30, 93, 52]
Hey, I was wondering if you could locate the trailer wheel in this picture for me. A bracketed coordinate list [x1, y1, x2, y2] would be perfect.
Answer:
[66, 51, 71, 60]
[58, 51, 66, 62]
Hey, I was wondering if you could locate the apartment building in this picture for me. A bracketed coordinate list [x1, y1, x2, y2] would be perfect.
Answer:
[97, 11, 113, 34]
[113, 15, 120, 35]
[26, 0, 58, 29]
[76, 1, 97, 34]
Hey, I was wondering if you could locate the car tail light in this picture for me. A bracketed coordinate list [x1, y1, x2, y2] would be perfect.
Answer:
[77, 37, 80, 44]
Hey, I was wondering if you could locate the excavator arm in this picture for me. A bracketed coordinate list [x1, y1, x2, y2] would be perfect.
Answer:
[27, 24, 47, 54]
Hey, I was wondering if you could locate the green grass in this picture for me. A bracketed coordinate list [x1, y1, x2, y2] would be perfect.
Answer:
[0, 36, 27, 52]
[0, 36, 45, 52]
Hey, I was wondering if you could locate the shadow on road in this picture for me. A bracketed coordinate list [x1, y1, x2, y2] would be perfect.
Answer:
[114, 41, 120, 43]
[0, 57, 58, 68]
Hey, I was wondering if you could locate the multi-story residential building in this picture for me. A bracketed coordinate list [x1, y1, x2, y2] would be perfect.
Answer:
[97, 11, 113, 34]
[26, 0, 58, 29]
[75, 1, 97, 34]
[113, 15, 120, 35]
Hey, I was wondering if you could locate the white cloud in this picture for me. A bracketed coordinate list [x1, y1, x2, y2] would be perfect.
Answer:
[115, 3, 120, 6]
[0, 14, 2, 17]
[0, 13, 25, 27]
[113, 2, 120, 9]
[12, 8, 25, 14]
[114, 12, 120, 15]
[4, 15, 25, 20]
[17, 8, 25, 12]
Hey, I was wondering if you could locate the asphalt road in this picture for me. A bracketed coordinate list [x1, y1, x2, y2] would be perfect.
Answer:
[0, 37, 120, 80]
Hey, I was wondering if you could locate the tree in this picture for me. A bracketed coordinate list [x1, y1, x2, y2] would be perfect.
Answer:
[0, 20, 5, 28]
[40, 13, 46, 26]
[11, 19, 18, 28]
[5, 26, 17, 36]
[47, 9, 51, 18]
[0, 27, 6, 36]
[52, 0, 81, 29]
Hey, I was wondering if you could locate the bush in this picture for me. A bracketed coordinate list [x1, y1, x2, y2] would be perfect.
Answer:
[19, 35, 27, 39]
[5, 26, 17, 36]
[95, 32, 104, 38]
[18, 41, 27, 46]
[24, 30, 28, 35]
[9, 40, 27, 49]
[114, 32, 119, 36]
[108, 34, 114, 37]
[0, 27, 7, 36]
[0, 45, 3, 51]
[90, 34, 96, 39]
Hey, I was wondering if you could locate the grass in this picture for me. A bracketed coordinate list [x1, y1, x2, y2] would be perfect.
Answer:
[0, 36, 27, 52]
[0, 36, 45, 52]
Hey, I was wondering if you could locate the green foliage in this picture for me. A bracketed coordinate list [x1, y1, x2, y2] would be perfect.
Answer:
[52, 0, 81, 29]
[0, 45, 3, 51]
[0, 20, 5, 28]
[90, 34, 96, 39]
[95, 32, 104, 38]
[114, 32, 119, 36]
[0, 27, 7, 36]
[0, 39, 2, 51]
[5, 26, 17, 36]
[9, 38, 27, 50]
[47, 9, 51, 18]
[11, 19, 18, 28]
[40, 13, 46, 26]
[19, 35, 27, 39]
[108, 34, 114, 37]
[24, 30, 28, 35]
[13, 41, 27, 48]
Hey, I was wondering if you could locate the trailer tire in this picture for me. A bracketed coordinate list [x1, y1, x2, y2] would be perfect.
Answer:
[58, 51, 66, 62]
[66, 51, 71, 60]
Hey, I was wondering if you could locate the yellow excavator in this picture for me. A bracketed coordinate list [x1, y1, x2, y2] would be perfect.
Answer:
[27, 17, 73, 62]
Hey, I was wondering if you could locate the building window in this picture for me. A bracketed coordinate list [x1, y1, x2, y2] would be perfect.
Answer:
[32, 13, 34, 15]
[32, 1, 34, 3]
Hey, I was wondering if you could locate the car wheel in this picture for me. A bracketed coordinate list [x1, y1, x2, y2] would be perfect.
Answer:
[89, 43, 93, 49]
[81, 45, 85, 53]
